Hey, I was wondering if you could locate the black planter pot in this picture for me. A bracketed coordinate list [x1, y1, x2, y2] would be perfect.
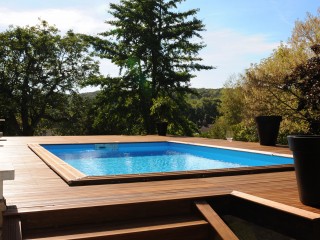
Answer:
[157, 122, 168, 136]
[255, 115, 282, 146]
[288, 135, 320, 207]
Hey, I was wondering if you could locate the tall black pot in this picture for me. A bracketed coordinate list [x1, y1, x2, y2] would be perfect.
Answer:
[288, 135, 320, 207]
[157, 122, 168, 136]
[255, 116, 282, 146]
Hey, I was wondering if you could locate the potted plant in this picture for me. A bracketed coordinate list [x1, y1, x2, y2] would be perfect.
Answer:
[286, 44, 320, 206]
[255, 115, 282, 146]
[150, 96, 173, 136]
[288, 135, 320, 206]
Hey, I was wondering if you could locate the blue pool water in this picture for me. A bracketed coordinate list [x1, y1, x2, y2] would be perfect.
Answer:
[42, 142, 293, 176]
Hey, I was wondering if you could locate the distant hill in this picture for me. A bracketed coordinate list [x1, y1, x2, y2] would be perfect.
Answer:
[80, 88, 223, 100]
[80, 91, 99, 99]
[188, 88, 222, 100]
[190, 88, 222, 99]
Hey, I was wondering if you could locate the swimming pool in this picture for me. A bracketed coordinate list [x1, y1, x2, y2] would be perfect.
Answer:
[35, 142, 293, 185]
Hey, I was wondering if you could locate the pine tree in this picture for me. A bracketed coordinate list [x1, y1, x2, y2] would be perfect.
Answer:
[93, 0, 213, 135]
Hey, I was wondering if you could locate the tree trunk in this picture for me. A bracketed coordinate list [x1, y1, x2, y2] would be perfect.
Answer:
[22, 126, 34, 136]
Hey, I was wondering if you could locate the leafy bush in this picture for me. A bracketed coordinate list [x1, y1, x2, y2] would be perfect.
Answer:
[232, 120, 258, 142]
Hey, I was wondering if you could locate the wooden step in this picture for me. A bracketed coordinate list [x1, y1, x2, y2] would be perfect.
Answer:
[13, 199, 194, 232]
[23, 216, 209, 240]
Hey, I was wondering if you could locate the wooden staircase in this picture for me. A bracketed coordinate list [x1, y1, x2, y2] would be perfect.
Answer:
[5, 191, 319, 239]
[22, 216, 209, 240]
[3, 198, 235, 240]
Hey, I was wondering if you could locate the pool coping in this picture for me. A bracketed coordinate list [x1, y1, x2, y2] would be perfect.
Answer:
[28, 141, 294, 186]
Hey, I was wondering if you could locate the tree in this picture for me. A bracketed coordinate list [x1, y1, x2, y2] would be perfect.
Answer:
[205, 76, 255, 141]
[236, 9, 320, 142]
[188, 96, 221, 128]
[219, 76, 245, 126]
[91, 75, 147, 135]
[37, 93, 96, 136]
[283, 44, 320, 133]
[243, 40, 312, 118]
[90, 0, 213, 135]
[0, 21, 99, 135]
[243, 11, 320, 118]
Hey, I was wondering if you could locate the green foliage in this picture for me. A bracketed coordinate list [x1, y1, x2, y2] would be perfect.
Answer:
[243, 42, 309, 123]
[0, 21, 99, 135]
[91, 76, 147, 135]
[187, 88, 221, 130]
[283, 44, 320, 133]
[188, 97, 221, 128]
[207, 10, 320, 144]
[204, 117, 228, 139]
[150, 96, 175, 122]
[205, 118, 258, 142]
[224, 9, 320, 142]
[232, 120, 258, 142]
[188, 88, 222, 99]
[219, 77, 245, 126]
[88, 0, 213, 135]
[277, 119, 309, 145]
[204, 76, 249, 140]
[35, 93, 96, 136]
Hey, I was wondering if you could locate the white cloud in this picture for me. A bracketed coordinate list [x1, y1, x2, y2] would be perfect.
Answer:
[0, 5, 280, 90]
[0, 7, 108, 34]
[191, 29, 280, 88]
[85, 28, 280, 91]
[0, 5, 114, 93]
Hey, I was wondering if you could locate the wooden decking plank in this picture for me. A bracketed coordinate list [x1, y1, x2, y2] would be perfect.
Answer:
[231, 191, 320, 220]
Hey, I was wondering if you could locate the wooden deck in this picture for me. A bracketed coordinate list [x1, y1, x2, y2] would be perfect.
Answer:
[1, 135, 320, 239]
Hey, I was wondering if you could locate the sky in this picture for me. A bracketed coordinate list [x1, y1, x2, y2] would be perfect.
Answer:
[0, 0, 319, 92]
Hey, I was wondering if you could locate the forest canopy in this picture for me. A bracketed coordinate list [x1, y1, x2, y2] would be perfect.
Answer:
[1, 3, 320, 143]
[0, 0, 215, 136]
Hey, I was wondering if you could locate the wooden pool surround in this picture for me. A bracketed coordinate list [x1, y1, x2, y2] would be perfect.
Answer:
[28, 141, 294, 186]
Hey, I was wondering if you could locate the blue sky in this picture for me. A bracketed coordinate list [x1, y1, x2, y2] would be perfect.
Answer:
[0, 0, 319, 91]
